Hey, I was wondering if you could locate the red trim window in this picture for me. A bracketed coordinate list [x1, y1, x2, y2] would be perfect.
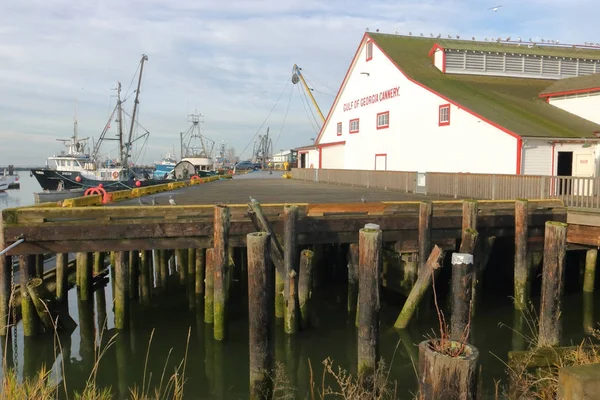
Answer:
[366, 40, 373, 61]
[438, 104, 450, 126]
[376, 111, 389, 130]
[336, 122, 342, 136]
[349, 118, 360, 134]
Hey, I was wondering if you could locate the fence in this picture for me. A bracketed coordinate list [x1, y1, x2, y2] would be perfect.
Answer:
[291, 168, 600, 209]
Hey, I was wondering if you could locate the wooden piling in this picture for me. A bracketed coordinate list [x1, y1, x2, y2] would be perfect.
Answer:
[0, 256, 11, 335]
[539, 221, 567, 347]
[55, 254, 68, 305]
[114, 251, 129, 330]
[195, 248, 206, 295]
[213, 205, 230, 341]
[583, 248, 597, 293]
[247, 232, 274, 399]
[93, 252, 104, 275]
[394, 245, 445, 329]
[347, 244, 359, 314]
[129, 250, 139, 299]
[188, 248, 196, 310]
[158, 249, 168, 291]
[357, 224, 382, 377]
[139, 250, 152, 307]
[514, 199, 530, 310]
[450, 253, 474, 341]
[20, 255, 40, 336]
[176, 248, 186, 284]
[76, 252, 92, 301]
[418, 202, 432, 272]
[35, 254, 44, 278]
[283, 205, 299, 334]
[205, 248, 215, 324]
[298, 249, 314, 330]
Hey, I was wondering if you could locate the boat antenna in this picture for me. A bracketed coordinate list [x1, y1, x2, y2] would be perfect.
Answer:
[124, 54, 148, 168]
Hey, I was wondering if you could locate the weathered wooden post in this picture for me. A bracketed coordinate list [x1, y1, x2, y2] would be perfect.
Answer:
[394, 246, 445, 329]
[158, 249, 168, 291]
[283, 205, 299, 334]
[539, 221, 567, 347]
[35, 254, 44, 278]
[20, 255, 40, 336]
[93, 252, 104, 275]
[55, 253, 68, 304]
[205, 248, 215, 324]
[583, 248, 597, 293]
[451, 253, 474, 342]
[247, 232, 275, 399]
[196, 248, 205, 296]
[514, 199, 530, 310]
[347, 243, 359, 314]
[298, 249, 314, 330]
[583, 291, 594, 335]
[129, 250, 139, 299]
[0, 255, 11, 335]
[418, 202, 432, 272]
[139, 250, 152, 307]
[357, 223, 382, 377]
[96, 285, 108, 333]
[175, 249, 186, 284]
[114, 251, 129, 330]
[77, 252, 92, 301]
[213, 205, 230, 341]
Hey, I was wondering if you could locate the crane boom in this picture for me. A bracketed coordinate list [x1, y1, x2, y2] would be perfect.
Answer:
[292, 64, 325, 123]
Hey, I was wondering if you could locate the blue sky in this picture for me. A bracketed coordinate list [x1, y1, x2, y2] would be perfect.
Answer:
[1, 0, 598, 165]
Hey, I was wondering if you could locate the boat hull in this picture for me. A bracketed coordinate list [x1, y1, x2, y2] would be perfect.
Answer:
[30, 168, 173, 192]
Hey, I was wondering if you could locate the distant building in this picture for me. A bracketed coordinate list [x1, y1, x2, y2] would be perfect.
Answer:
[272, 149, 294, 168]
[301, 32, 600, 177]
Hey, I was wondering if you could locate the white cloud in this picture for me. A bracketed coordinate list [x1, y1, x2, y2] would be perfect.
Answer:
[0, 0, 598, 165]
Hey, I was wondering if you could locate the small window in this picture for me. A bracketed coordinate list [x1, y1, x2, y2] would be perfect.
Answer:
[439, 104, 450, 126]
[376, 112, 389, 129]
[336, 122, 342, 136]
[349, 118, 360, 134]
[366, 41, 373, 61]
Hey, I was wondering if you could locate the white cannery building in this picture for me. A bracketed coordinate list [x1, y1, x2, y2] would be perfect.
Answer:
[298, 32, 600, 177]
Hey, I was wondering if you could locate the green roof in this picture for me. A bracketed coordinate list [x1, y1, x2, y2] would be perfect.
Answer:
[368, 33, 600, 138]
[540, 73, 600, 96]
[434, 39, 600, 60]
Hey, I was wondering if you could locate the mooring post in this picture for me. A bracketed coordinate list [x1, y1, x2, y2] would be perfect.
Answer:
[0, 255, 11, 335]
[283, 205, 299, 334]
[76, 252, 92, 301]
[205, 248, 215, 324]
[213, 205, 230, 341]
[93, 252, 104, 275]
[539, 221, 568, 347]
[128, 251, 139, 300]
[357, 223, 382, 377]
[418, 202, 432, 272]
[175, 249, 187, 285]
[514, 199, 530, 310]
[451, 253, 474, 342]
[55, 253, 68, 304]
[394, 245, 445, 329]
[35, 254, 44, 278]
[20, 255, 40, 336]
[247, 232, 274, 399]
[347, 243, 359, 315]
[114, 251, 129, 330]
[139, 250, 152, 307]
[196, 248, 206, 296]
[298, 249, 314, 330]
[583, 248, 597, 293]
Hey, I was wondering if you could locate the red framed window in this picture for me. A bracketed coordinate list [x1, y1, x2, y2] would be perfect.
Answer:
[439, 104, 450, 126]
[349, 118, 360, 134]
[336, 122, 342, 136]
[366, 41, 373, 61]
[376, 111, 389, 129]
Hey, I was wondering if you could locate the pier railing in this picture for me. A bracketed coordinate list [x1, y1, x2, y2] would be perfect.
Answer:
[291, 169, 600, 209]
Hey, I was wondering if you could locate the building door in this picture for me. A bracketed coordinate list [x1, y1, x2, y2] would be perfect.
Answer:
[557, 151, 573, 195]
[375, 154, 387, 171]
[300, 153, 306, 168]
[573, 152, 594, 177]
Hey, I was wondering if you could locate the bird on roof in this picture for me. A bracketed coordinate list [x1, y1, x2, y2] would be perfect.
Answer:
[168, 196, 176, 206]
[488, 4, 503, 12]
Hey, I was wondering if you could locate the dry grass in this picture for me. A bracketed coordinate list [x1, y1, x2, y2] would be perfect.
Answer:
[0, 366, 57, 400]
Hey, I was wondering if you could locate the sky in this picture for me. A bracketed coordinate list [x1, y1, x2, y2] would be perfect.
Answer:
[1, 0, 599, 166]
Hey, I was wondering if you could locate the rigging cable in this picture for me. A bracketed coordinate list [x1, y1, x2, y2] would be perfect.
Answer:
[296, 85, 319, 135]
[298, 84, 321, 134]
[238, 77, 292, 160]
[272, 80, 295, 150]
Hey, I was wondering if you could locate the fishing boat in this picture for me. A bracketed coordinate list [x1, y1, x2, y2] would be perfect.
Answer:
[30, 55, 173, 192]
[172, 112, 217, 178]
[0, 178, 9, 192]
[152, 151, 178, 179]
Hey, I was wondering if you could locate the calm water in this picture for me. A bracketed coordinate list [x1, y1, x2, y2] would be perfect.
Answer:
[0, 176, 597, 399]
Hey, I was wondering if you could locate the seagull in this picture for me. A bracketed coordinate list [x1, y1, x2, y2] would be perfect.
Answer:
[138, 197, 148, 206]
[168, 196, 176, 206]
[361, 196, 366, 203]
[151, 196, 158, 205]
[488, 4, 503, 12]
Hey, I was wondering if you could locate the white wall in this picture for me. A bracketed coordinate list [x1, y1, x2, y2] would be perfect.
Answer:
[317, 35, 519, 174]
[523, 140, 553, 175]
[549, 92, 600, 124]
[433, 48, 444, 72]
[552, 142, 598, 177]
[321, 145, 345, 169]
[299, 149, 318, 168]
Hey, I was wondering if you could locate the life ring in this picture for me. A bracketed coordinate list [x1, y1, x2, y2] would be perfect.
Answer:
[112, 171, 119, 179]
[190, 175, 201, 181]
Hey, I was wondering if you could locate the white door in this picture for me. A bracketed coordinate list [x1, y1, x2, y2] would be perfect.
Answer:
[573, 152, 595, 177]
[375, 154, 387, 171]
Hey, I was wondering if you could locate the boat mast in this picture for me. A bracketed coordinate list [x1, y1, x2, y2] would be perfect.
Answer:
[124, 54, 148, 167]
[117, 82, 124, 166]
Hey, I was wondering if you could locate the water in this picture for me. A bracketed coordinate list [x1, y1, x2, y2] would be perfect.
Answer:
[0, 177, 596, 399]
[0, 173, 41, 210]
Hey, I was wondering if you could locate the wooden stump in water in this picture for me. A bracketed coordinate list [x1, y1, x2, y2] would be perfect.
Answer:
[451, 253, 474, 342]
[347, 243, 359, 314]
[213, 205, 230, 341]
[418, 339, 480, 400]
[298, 249, 314, 330]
